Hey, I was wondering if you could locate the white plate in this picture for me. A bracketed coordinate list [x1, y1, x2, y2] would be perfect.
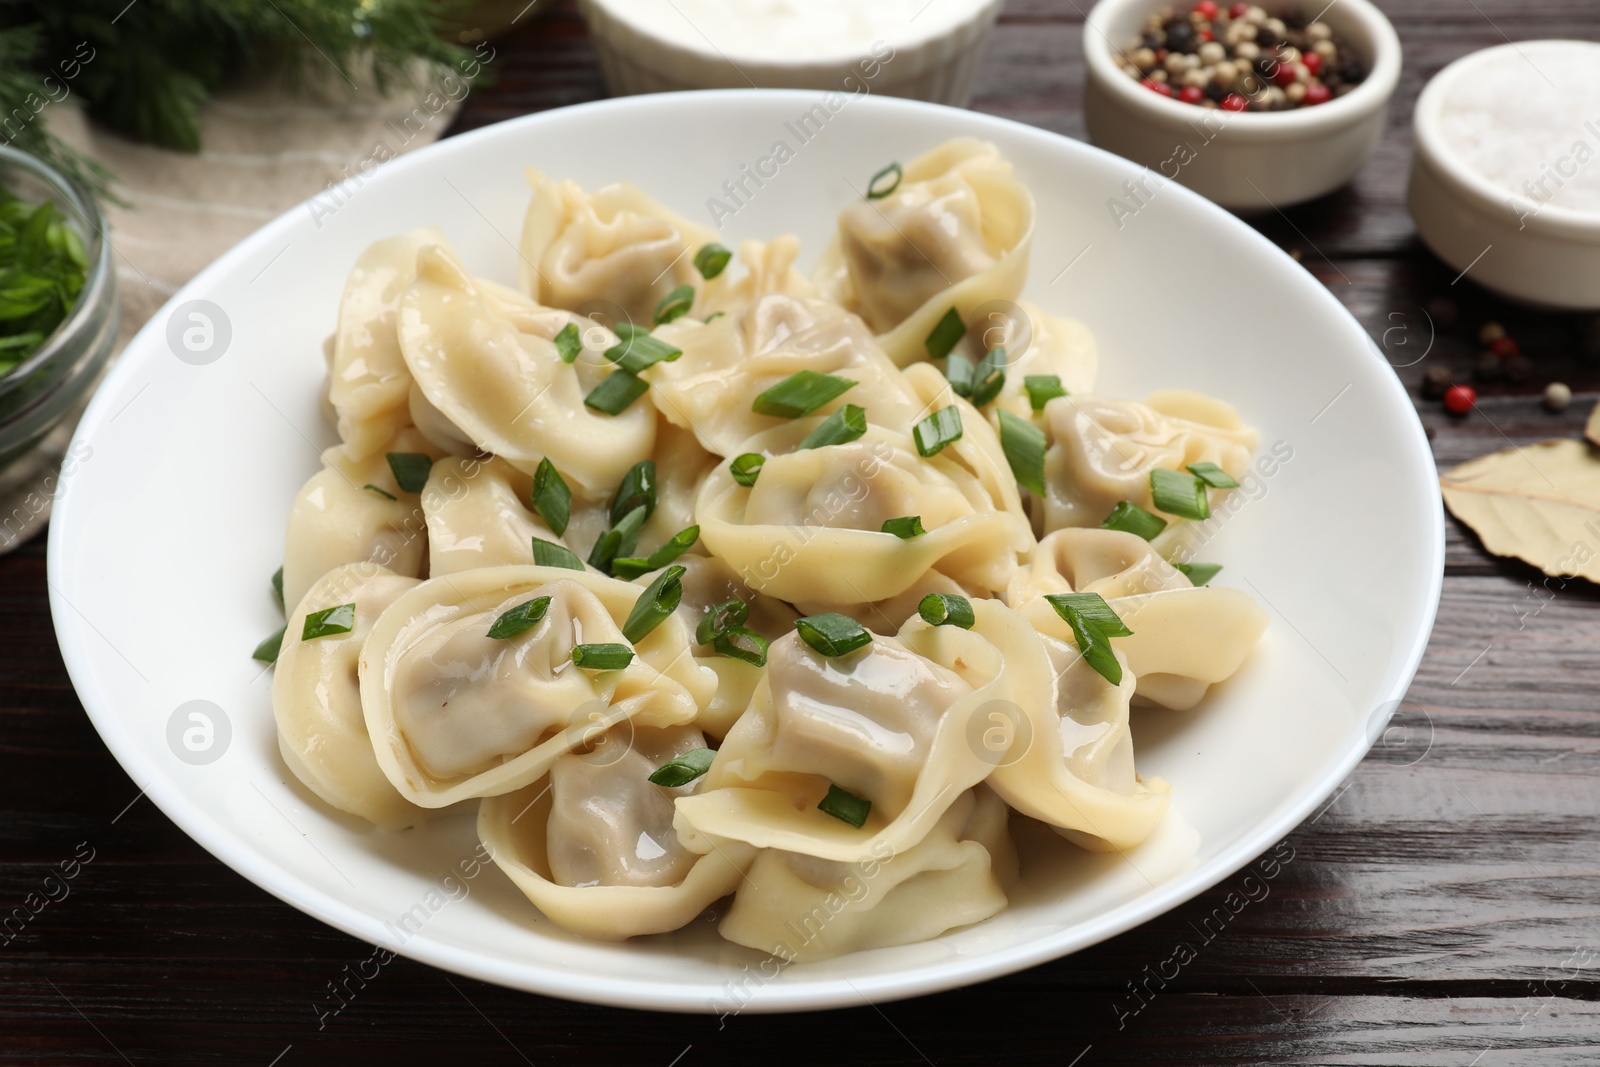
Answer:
[47, 91, 1442, 1013]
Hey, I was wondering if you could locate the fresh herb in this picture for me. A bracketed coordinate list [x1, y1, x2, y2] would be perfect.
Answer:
[918, 593, 975, 629]
[584, 370, 649, 414]
[0, 190, 88, 373]
[945, 352, 976, 397]
[654, 284, 695, 326]
[696, 600, 750, 645]
[694, 243, 732, 280]
[271, 566, 284, 612]
[795, 612, 871, 657]
[531, 458, 572, 536]
[969, 348, 1006, 408]
[604, 331, 682, 374]
[752, 370, 856, 418]
[913, 406, 962, 457]
[648, 747, 716, 787]
[925, 307, 964, 361]
[532, 537, 586, 570]
[1150, 468, 1211, 521]
[612, 525, 699, 580]
[818, 783, 871, 827]
[866, 162, 903, 201]
[1174, 561, 1223, 586]
[610, 460, 657, 524]
[998, 410, 1046, 496]
[486, 596, 552, 640]
[1044, 592, 1132, 686]
[713, 627, 769, 666]
[622, 564, 686, 643]
[1100, 501, 1168, 540]
[1187, 461, 1240, 489]
[362, 483, 396, 501]
[571, 643, 634, 671]
[704, 311, 725, 323]
[553, 322, 582, 364]
[301, 603, 355, 641]
[252, 625, 286, 663]
[1024, 375, 1068, 412]
[730, 452, 765, 486]
[881, 515, 925, 539]
[385, 452, 432, 493]
[588, 505, 648, 573]
[798, 404, 867, 450]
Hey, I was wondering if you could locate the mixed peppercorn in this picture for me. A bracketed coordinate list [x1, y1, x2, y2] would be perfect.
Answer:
[1116, 2, 1368, 112]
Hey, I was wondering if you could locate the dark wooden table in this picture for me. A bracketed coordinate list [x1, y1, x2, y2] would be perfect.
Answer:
[5, 1, 1600, 1063]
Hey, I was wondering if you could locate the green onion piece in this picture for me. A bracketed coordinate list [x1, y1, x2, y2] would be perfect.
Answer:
[918, 593, 975, 629]
[1174, 561, 1223, 586]
[589, 505, 649, 573]
[970, 348, 1006, 408]
[1044, 591, 1133, 686]
[704, 311, 725, 323]
[1100, 501, 1168, 540]
[752, 370, 857, 418]
[612, 525, 700, 580]
[554, 321, 582, 364]
[571, 643, 634, 671]
[712, 627, 769, 666]
[532, 537, 586, 570]
[584, 371, 649, 414]
[486, 596, 553, 639]
[913, 406, 963, 457]
[795, 612, 872, 657]
[1150, 468, 1211, 521]
[385, 452, 433, 493]
[998, 410, 1047, 496]
[866, 162, 903, 201]
[696, 599, 751, 645]
[925, 307, 965, 361]
[798, 404, 867, 450]
[610, 460, 658, 524]
[252, 625, 286, 664]
[302, 603, 356, 641]
[730, 453, 765, 486]
[818, 783, 872, 827]
[944, 352, 976, 398]
[654, 284, 695, 326]
[604, 332, 682, 374]
[880, 515, 925, 539]
[1024, 374, 1068, 412]
[271, 566, 285, 612]
[363, 483, 397, 501]
[622, 564, 687, 643]
[1187, 461, 1240, 489]
[648, 747, 716, 787]
[695, 243, 733, 280]
[531, 458, 572, 536]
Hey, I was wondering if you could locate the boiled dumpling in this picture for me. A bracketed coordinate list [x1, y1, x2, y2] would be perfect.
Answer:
[973, 301, 1099, 420]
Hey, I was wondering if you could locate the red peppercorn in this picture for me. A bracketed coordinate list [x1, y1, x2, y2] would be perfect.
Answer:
[1443, 384, 1476, 415]
[1304, 82, 1332, 106]
[1140, 78, 1174, 96]
[1271, 61, 1297, 87]
[1155, 47, 1169, 62]
[1229, 1, 1250, 15]
[1490, 336, 1520, 358]
[1221, 93, 1248, 111]
[1302, 51, 1323, 76]
[1179, 85, 1205, 104]
[1198, 27, 1214, 41]
[1194, 0, 1219, 18]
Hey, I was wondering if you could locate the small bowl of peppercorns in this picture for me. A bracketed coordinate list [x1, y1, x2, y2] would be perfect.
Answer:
[1083, 0, 1401, 210]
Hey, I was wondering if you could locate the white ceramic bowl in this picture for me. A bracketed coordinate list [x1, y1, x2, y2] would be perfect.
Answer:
[47, 90, 1441, 1012]
[1409, 40, 1600, 311]
[1083, 0, 1401, 210]
[578, 0, 1004, 106]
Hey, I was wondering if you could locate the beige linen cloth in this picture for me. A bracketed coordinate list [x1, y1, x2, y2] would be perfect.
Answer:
[0, 68, 465, 552]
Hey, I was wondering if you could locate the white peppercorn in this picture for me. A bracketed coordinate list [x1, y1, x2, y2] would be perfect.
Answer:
[1545, 382, 1573, 412]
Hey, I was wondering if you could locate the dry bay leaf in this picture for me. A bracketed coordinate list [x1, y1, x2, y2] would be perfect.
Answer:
[1441, 439, 1600, 582]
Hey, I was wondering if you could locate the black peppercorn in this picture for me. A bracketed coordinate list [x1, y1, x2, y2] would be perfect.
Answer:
[1503, 356, 1532, 384]
[1421, 365, 1453, 400]
[1474, 352, 1503, 382]
[1340, 59, 1366, 82]
[1256, 25, 1277, 47]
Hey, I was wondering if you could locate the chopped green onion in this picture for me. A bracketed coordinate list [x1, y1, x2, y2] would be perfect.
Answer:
[880, 515, 925, 539]
[252, 625, 286, 663]
[385, 452, 433, 493]
[584, 371, 649, 414]
[571, 643, 634, 671]
[654, 284, 695, 326]
[694, 243, 732, 280]
[970, 348, 1006, 408]
[610, 460, 657, 524]
[795, 612, 871, 657]
[696, 599, 750, 645]
[1187, 461, 1240, 489]
[798, 404, 868, 450]
[612, 525, 700, 580]
[924, 307, 964, 361]
[1024, 375, 1068, 412]
[589, 505, 648, 573]
[752, 370, 856, 418]
[866, 162, 903, 201]
[363, 483, 397, 501]
[998, 410, 1046, 496]
[302, 603, 356, 641]
[554, 322, 582, 364]
[704, 311, 726, 323]
[533, 537, 586, 570]
[531, 458, 572, 536]
[913, 406, 963, 457]
[621, 564, 687, 643]
[730, 453, 765, 486]
[604, 332, 682, 374]
[1045, 592, 1132, 686]
[944, 352, 976, 398]
[271, 566, 285, 612]
[486, 596, 552, 639]
[712, 627, 769, 666]
[648, 747, 716, 787]
[1150, 468, 1211, 521]
[818, 783, 871, 827]
[1100, 501, 1168, 540]
[918, 593, 975, 629]
[1174, 561, 1223, 586]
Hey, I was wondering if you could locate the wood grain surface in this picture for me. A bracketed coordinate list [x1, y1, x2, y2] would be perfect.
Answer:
[3, 0, 1599, 1063]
